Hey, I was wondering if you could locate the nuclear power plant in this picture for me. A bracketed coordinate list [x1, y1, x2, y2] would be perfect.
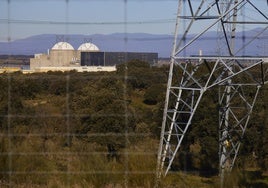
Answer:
[30, 41, 158, 73]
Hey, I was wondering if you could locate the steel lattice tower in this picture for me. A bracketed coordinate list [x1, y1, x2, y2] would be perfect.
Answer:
[156, 0, 268, 185]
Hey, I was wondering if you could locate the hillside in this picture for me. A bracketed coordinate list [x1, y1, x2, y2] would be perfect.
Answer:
[0, 60, 267, 187]
[0, 28, 267, 57]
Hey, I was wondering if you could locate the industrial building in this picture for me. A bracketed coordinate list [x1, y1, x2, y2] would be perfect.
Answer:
[81, 52, 158, 66]
[30, 41, 107, 72]
[30, 41, 158, 72]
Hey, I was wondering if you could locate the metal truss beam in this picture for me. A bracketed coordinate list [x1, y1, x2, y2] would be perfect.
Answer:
[219, 83, 260, 185]
[157, 57, 266, 178]
[156, 0, 268, 183]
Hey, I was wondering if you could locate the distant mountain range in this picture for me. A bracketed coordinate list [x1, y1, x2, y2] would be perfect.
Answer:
[0, 28, 266, 57]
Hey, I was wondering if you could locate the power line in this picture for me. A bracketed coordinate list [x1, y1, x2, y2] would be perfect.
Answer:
[0, 18, 176, 25]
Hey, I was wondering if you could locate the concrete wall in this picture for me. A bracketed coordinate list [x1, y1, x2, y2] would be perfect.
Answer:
[30, 50, 80, 70]
[31, 66, 116, 73]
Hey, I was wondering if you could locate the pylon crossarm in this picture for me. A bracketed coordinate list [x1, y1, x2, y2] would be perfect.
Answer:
[172, 57, 264, 89]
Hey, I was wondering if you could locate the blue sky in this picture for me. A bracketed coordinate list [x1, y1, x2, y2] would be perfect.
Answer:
[0, 0, 267, 42]
[0, 0, 178, 41]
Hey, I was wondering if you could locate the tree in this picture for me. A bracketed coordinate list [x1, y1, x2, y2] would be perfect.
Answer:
[90, 99, 136, 160]
[73, 75, 137, 161]
[143, 84, 165, 105]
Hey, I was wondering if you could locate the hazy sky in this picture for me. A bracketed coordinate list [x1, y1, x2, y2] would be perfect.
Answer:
[0, 0, 178, 41]
[0, 0, 267, 41]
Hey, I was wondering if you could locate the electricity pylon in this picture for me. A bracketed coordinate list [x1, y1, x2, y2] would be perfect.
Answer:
[156, 0, 268, 185]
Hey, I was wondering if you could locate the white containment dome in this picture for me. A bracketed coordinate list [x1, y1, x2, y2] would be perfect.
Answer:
[78, 43, 100, 51]
[51, 42, 75, 50]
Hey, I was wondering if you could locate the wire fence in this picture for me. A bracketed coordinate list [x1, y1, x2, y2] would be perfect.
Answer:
[0, 0, 267, 187]
[0, 1, 173, 187]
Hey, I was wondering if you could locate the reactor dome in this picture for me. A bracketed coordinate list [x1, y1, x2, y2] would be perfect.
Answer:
[51, 42, 74, 50]
[78, 42, 100, 51]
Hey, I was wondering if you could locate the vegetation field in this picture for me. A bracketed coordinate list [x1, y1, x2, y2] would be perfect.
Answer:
[0, 60, 267, 187]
